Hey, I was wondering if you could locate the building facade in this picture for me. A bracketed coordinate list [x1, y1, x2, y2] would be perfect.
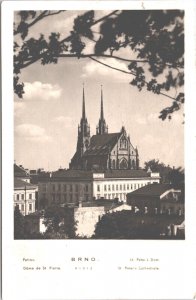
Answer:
[127, 183, 184, 215]
[14, 164, 37, 215]
[69, 87, 139, 171]
[38, 169, 160, 207]
[14, 178, 37, 215]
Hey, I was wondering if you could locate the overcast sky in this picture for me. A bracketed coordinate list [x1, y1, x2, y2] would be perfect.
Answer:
[14, 10, 184, 171]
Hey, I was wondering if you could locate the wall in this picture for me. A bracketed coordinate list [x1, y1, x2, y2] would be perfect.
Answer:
[74, 206, 105, 237]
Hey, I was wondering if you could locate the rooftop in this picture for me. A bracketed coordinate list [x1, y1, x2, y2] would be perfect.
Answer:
[14, 164, 30, 178]
[84, 133, 121, 156]
[127, 183, 174, 197]
[39, 169, 154, 182]
[14, 178, 37, 190]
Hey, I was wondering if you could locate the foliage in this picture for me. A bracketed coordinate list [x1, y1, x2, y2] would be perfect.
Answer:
[144, 159, 184, 185]
[93, 210, 184, 239]
[14, 205, 25, 239]
[43, 205, 77, 239]
[14, 10, 184, 120]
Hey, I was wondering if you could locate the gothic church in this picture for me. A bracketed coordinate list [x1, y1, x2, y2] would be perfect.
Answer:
[69, 87, 139, 171]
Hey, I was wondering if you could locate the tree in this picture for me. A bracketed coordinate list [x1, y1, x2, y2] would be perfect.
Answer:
[14, 10, 184, 120]
[144, 159, 184, 185]
[43, 205, 77, 239]
[14, 205, 25, 239]
[93, 210, 184, 239]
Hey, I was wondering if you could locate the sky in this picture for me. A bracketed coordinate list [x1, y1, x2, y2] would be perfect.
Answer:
[14, 10, 184, 171]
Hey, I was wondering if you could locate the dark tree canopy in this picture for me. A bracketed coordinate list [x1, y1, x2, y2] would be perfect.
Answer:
[144, 159, 184, 185]
[14, 205, 25, 239]
[14, 10, 184, 120]
[43, 205, 77, 239]
[93, 210, 184, 239]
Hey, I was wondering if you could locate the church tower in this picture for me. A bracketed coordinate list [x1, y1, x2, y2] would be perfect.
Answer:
[76, 85, 91, 156]
[96, 86, 108, 135]
[69, 86, 90, 170]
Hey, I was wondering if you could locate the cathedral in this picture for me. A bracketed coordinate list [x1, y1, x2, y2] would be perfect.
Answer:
[69, 87, 139, 171]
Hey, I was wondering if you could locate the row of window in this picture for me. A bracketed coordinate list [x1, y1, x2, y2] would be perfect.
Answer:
[97, 182, 151, 192]
[97, 193, 127, 200]
[15, 203, 33, 212]
[50, 194, 89, 203]
[42, 184, 90, 193]
[15, 193, 33, 201]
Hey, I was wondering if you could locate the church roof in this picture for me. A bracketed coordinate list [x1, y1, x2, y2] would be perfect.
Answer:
[84, 133, 121, 156]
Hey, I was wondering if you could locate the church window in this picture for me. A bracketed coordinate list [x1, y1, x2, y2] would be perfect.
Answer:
[119, 158, 128, 169]
[112, 160, 115, 169]
[104, 185, 107, 191]
[85, 140, 89, 148]
[132, 160, 135, 169]
[97, 185, 100, 192]
[120, 136, 127, 149]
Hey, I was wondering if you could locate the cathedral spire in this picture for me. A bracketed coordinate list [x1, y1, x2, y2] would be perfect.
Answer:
[82, 84, 86, 120]
[96, 85, 108, 135]
[100, 85, 104, 120]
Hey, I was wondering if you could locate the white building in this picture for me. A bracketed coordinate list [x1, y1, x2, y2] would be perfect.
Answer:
[14, 178, 37, 215]
[38, 169, 160, 208]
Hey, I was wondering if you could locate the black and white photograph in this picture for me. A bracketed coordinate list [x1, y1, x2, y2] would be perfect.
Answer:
[2, 1, 196, 300]
[13, 9, 185, 240]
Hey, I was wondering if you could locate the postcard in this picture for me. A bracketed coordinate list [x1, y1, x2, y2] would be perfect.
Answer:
[2, 1, 196, 299]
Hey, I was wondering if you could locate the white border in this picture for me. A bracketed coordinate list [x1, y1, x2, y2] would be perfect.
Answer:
[2, 1, 196, 299]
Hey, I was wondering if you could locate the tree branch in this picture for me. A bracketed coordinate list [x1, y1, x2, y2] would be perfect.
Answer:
[14, 10, 66, 36]
[89, 57, 179, 101]
[18, 53, 150, 70]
